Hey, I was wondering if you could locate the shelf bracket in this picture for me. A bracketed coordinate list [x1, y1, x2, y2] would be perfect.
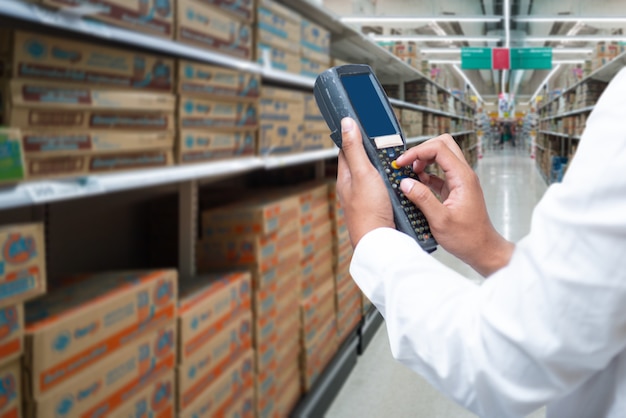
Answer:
[178, 180, 197, 281]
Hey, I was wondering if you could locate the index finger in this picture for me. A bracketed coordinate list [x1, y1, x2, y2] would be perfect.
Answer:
[397, 134, 469, 173]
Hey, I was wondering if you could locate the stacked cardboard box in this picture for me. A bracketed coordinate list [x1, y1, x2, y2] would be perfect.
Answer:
[197, 191, 302, 417]
[300, 19, 331, 78]
[255, 0, 302, 73]
[176, 60, 260, 163]
[303, 93, 332, 151]
[2, 30, 176, 180]
[23, 269, 177, 417]
[575, 80, 607, 109]
[176, 272, 255, 416]
[328, 182, 362, 343]
[32, 0, 175, 39]
[258, 87, 305, 155]
[405, 79, 437, 108]
[176, 0, 254, 60]
[394, 41, 421, 70]
[401, 109, 424, 138]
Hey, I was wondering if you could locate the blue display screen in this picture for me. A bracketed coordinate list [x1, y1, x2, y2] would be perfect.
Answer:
[341, 73, 397, 138]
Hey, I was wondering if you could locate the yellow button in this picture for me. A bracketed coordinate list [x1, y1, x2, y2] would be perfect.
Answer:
[391, 161, 400, 170]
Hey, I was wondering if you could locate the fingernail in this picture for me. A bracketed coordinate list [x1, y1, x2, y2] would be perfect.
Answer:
[400, 178, 414, 194]
[341, 118, 354, 133]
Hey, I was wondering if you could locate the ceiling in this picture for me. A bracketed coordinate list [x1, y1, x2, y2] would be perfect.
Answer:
[322, 0, 626, 100]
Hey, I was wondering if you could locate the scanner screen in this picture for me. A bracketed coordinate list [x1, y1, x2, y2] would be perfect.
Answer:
[341, 73, 397, 138]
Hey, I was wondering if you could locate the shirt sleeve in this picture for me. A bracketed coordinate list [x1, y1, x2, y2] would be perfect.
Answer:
[350, 68, 626, 418]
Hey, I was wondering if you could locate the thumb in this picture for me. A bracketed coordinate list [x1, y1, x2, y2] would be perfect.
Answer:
[400, 178, 443, 224]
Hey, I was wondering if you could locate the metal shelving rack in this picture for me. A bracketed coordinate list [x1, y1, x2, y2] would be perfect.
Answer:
[0, 1, 477, 416]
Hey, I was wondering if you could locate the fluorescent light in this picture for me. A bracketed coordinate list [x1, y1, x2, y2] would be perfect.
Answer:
[341, 15, 502, 23]
[501, 69, 508, 94]
[452, 65, 483, 103]
[427, 59, 462, 64]
[372, 35, 502, 42]
[525, 35, 626, 42]
[531, 64, 562, 102]
[421, 48, 462, 54]
[552, 48, 593, 54]
[553, 59, 586, 64]
[514, 15, 626, 23]
[504, 0, 511, 48]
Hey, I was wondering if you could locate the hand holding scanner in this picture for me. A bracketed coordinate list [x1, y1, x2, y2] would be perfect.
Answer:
[313, 64, 437, 252]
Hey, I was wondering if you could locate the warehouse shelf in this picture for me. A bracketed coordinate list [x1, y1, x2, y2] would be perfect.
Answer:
[390, 99, 474, 120]
[541, 105, 595, 120]
[537, 51, 626, 112]
[539, 130, 571, 138]
[263, 148, 339, 169]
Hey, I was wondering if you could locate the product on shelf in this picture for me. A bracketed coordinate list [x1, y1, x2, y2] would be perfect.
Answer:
[300, 19, 330, 79]
[192, 0, 256, 23]
[178, 96, 258, 129]
[115, 371, 176, 418]
[6, 80, 177, 131]
[258, 87, 305, 155]
[10, 30, 174, 91]
[401, 108, 424, 138]
[180, 385, 255, 418]
[32, 0, 175, 39]
[0, 304, 23, 368]
[176, 0, 253, 60]
[177, 129, 257, 163]
[336, 278, 362, 339]
[255, 0, 302, 73]
[0, 128, 26, 185]
[177, 60, 260, 101]
[25, 322, 176, 418]
[0, 359, 21, 418]
[0, 223, 46, 307]
[24, 269, 177, 398]
[303, 93, 332, 151]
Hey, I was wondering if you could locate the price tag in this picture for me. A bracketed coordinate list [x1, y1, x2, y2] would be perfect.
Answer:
[25, 178, 103, 204]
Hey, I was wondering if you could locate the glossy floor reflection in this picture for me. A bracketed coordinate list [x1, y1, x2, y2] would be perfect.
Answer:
[325, 147, 548, 418]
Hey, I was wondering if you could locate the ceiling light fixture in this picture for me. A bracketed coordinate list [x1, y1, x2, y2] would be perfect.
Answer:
[514, 16, 626, 23]
[552, 59, 586, 64]
[452, 65, 483, 103]
[341, 15, 502, 23]
[371, 35, 502, 42]
[525, 35, 626, 42]
[551, 48, 593, 54]
[504, 0, 511, 48]
[427, 59, 462, 64]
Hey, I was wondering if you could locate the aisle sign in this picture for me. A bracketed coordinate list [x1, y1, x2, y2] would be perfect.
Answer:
[511, 48, 552, 69]
[461, 48, 491, 69]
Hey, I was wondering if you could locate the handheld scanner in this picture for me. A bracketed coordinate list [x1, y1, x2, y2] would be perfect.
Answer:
[314, 64, 437, 252]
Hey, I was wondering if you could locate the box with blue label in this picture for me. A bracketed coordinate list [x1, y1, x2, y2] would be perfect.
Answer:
[26, 322, 176, 416]
[24, 269, 177, 399]
[258, 121, 304, 155]
[177, 129, 256, 164]
[12, 31, 174, 92]
[256, 0, 301, 54]
[7, 80, 176, 131]
[191, 0, 256, 23]
[0, 128, 26, 185]
[260, 87, 305, 123]
[115, 371, 175, 418]
[177, 60, 260, 100]
[256, 43, 301, 73]
[176, 0, 253, 60]
[178, 96, 258, 129]
[0, 223, 46, 308]
[0, 359, 21, 418]
[301, 19, 331, 64]
[0, 303, 23, 368]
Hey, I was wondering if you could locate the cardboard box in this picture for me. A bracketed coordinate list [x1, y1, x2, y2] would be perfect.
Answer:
[34, 0, 174, 38]
[12, 31, 174, 91]
[177, 60, 260, 100]
[24, 269, 177, 398]
[0, 223, 46, 307]
[201, 192, 300, 236]
[252, 248, 301, 290]
[178, 96, 258, 129]
[0, 304, 23, 368]
[177, 129, 256, 164]
[177, 349, 255, 412]
[177, 311, 252, 410]
[258, 121, 304, 155]
[177, 271, 252, 362]
[301, 281, 335, 347]
[191, 0, 255, 23]
[253, 267, 298, 320]
[301, 316, 337, 391]
[27, 322, 176, 417]
[176, 0, 253, 60]
[0, 360, 21, 418]
[25, 149, 174, 179]
[301, 243, 333, 298]
[256, 44, 301, 73]
[115, 371, 175, 418]
[260, 87, 305, 122]
[7, 80, 175, 130]
[21, 131, 174, 156]
[302, 132, 331, 151]
[180, 381, 254, 418]
[0, 128, 26, 185]
[301, 19, 331, 64]
[196, 224, 300, 271]
[276, 359, 301, 415]
[256, 0, 301, 54]
[303, 93, 324, 122]
[255, 310, 299, 373]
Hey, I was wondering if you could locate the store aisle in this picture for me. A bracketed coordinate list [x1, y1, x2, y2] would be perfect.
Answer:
[326, 147, 548, 418]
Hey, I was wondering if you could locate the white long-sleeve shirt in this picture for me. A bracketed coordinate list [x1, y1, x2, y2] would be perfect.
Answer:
[350, 68, 626, 418]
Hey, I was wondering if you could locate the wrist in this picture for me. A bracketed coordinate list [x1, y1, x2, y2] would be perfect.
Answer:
[468, 231, 515, 277]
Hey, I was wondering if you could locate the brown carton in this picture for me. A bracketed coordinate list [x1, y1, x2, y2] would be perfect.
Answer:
[177, 129, 256, 164]
[34, 0, 174, 38]
[0, 223, 46, 307]
[177, 272, 252, 363]
[0, 303, 23, 368]
[301, 281, 335, 347]
[177, 60, 260, 100]
[25, 149, 174, 180]
[115, 371, 175, 417]
[192, 0, 256, 23]
[176, 0, 253, 60]
[180, 380, 254, 418]
[0, 128, 26, 185]
[301, 19, 331, 64]
[12, 30, 174, 91]
[256, 44, 302, 73]
[24, 269, 177, 398]
[256, 0, 301, 54]
[27, 322, 176, 417]
[258, 121, 304, 155]
[0, 359, 21, 418]
[178, 96, 258, 129]
[252, 247, 301, 290]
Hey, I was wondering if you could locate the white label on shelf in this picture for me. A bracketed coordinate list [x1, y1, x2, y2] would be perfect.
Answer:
[25, 178, 103, 204]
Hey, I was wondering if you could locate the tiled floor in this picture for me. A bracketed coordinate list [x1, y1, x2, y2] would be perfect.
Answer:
[326, 147, 548, 418]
